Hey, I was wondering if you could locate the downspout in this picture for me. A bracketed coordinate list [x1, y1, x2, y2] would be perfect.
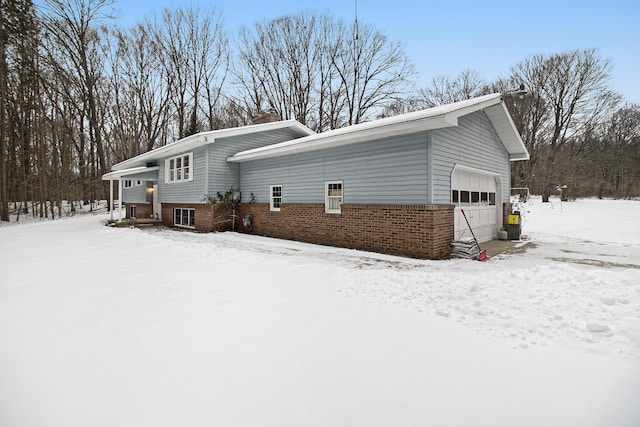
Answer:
[427, 132, 433, 204]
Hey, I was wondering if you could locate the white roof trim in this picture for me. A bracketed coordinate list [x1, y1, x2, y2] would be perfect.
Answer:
[111, 120, 314, 171]
[228, 93, 528, 163]
[102, 166, 159, 180]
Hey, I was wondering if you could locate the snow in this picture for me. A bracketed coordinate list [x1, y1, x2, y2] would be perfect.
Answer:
[1, 196, 639, 426]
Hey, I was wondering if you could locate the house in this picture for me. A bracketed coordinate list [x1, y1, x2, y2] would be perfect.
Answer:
[103, 93, 529, 259]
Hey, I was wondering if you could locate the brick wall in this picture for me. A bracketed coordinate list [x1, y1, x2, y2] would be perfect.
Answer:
[124, 203, 152, 219]
[160, 203, 239, 232]
[238, 203, 454, 260]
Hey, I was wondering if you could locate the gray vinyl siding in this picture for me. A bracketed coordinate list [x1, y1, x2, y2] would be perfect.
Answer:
[431, 111, 510, 204]
[158, 146, 207, 203]
[158, 128, 305, 203]
[122, 182, 147, 203]
[239, 133, 430, 205]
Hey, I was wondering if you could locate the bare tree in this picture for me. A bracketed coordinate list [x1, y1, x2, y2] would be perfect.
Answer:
[331, 18, 414, 125]
[152, 6, 229, 139]
[109, 23, 172, 161]
[512, 49, 620, 201]
[40, 0, 114, 205]
[418, 69, 487, 108]
[235, 13, 414, 131]
[235, 13, 319, 126]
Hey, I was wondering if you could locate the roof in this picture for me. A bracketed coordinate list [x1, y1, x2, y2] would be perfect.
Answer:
[109, 119, 315, 172]
[102, 166, 159, 181]
[228, 94, 529, 162]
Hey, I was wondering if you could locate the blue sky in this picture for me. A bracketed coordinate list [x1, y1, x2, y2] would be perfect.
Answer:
[113, 0, 639, 103]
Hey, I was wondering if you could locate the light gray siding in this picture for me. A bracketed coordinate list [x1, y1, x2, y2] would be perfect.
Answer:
[239, 132, 430, 205]
[122, 182, 147, 202]
[158, 128, 305, 203]
[431, 111, 510, 203]
[158, 146, 208, 203]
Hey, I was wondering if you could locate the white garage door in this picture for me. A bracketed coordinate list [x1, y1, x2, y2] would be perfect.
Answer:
[451, 168, 501, 243]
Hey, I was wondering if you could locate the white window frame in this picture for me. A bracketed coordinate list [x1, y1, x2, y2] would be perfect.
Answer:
[135, 180, 142, 186]
[165, 153, 194, 184]
[129, 205, 136, 218]
[174, 208, 195, 228]
[270, 185, 282, 212]
[123, 179, 133, 189]
[325, 181, 343, 214]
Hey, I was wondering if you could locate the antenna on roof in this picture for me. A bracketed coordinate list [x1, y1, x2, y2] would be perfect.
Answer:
[354, 0, 359, 39]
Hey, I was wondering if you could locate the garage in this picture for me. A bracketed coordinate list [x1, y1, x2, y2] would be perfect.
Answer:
[451, 166, 503, 243]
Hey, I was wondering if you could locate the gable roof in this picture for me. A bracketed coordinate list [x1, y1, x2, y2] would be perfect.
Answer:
[228, 94, 529, 163]
[109, 119, 315, 171]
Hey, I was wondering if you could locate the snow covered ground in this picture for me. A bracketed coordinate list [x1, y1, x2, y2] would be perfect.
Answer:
[1, 196, 639, 426]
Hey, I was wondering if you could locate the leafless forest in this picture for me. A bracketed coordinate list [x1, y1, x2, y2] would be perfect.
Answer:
[1, 0, 638, 221]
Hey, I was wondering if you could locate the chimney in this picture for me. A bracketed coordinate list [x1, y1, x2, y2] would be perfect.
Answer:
[252, 109, 281, 125]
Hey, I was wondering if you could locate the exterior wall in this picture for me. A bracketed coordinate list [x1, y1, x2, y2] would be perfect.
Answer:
[124, 202, 152, 219]
[238, 132, 430, 205]
[239, 203, 454, 260]
[160, 202, 239, 232]
[158, 146, 208, 204]
[431, 110, 510, 204]
[122, 181, 148, 203]
[157, 128, 306, 204]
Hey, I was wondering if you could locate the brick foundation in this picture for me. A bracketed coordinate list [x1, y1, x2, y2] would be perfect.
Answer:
[238, 203, 454, 260]
[124, 202, 152, 219]
[161, 203, 239, 232]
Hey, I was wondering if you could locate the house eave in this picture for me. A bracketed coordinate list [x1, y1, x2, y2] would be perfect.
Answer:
[111, 120, 315, 171]
[228, 115, 453, 163]
[228, 93, 529, 163]
[102, 166, 159, 180]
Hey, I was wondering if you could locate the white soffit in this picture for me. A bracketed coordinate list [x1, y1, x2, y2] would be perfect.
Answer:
[102, 166, 159, 181]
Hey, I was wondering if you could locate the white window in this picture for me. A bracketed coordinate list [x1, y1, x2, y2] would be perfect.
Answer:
[124, 180, 133, 188]
[165, 153, 193, 183]
[325, 181, 343, 213]
[129, 205, 136, 218]
[135, 180, 142, 186]
[174, 208, 195, 228]
[270, 185, 282, 211]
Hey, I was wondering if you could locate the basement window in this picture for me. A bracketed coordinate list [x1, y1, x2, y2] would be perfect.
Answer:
[174, 208, 195, 228]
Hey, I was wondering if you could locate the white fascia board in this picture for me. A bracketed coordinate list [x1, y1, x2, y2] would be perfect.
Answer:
[112, 120, 315, 170]
[484, 103, 530, 161]
[102, 166, 159, 180]
[228, 115, 452, 162]
[228, 94, 505, 163]
[112, 137, 207, 171]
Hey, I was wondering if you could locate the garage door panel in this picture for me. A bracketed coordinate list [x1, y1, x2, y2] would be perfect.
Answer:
[452, 168, 500, 243]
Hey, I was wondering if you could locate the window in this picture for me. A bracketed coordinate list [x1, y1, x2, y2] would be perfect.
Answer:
[135, 180, 142, 186]
[460, 190, 470, 205]
[325, 181, 343, 213]
[165, 153, 193, 183]
[174, 208, 195, 228]
[129, 205, 136, 218]
[124, 180, 133, 188]
[270, 185, 282, 211]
